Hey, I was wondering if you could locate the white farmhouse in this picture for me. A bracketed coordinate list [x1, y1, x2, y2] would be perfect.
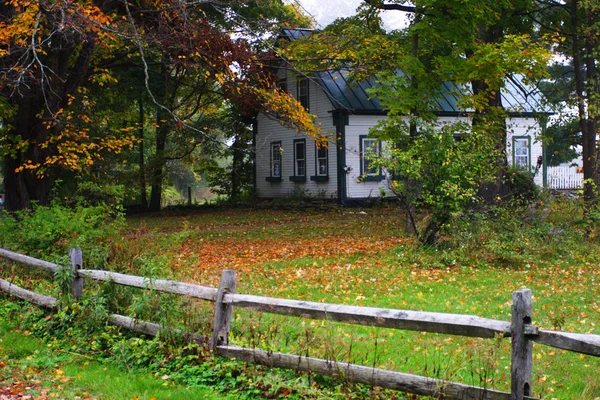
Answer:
[254, 28, 548, 203]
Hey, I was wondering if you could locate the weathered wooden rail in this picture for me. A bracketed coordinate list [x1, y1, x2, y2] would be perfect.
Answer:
[2, 247, 600, 399]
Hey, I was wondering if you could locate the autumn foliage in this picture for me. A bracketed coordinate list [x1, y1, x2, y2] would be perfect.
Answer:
[0, 0, 316, 210]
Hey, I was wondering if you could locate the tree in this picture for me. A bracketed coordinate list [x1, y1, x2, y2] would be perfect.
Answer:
[539, 62, 581, 166]
[284, 2, 548, 242]
[0, 0, 122, 210]
[0, 0, 316, 211]
[537, 0, 599, 210]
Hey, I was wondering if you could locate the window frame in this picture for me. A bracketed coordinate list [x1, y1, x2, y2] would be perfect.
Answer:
[297, 77, 309, 111]
[290, 139, 307, 182]
[311, 143, 329, 182]
[512, 136, 531, 171]
[359, 135, 384, 181]
[266, 141, 282, 182]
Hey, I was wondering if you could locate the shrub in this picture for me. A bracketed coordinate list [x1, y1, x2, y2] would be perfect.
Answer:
[0, 202, 123, 268]
[502, 165, 539, 205]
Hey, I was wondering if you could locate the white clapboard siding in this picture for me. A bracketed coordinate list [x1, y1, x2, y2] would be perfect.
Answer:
[255, 72, 338, 198]
[547, 166, 583, 189]
[256, 77, 546, 199]
[344, 115, 392, 199]
[506, 118, 544, 187]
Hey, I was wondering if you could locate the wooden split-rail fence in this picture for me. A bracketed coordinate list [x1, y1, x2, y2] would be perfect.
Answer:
[1, 247, 600, 400]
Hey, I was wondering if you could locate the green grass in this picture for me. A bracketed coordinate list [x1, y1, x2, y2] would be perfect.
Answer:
[2, 199, 600, 398]
[0, 315, 228, 399]
[112, 201, 600, 399]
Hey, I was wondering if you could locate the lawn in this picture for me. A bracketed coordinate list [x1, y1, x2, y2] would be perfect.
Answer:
[0, 309, 229, 399]
[2, 201, 599, 399]
[114, 203, 600, 399]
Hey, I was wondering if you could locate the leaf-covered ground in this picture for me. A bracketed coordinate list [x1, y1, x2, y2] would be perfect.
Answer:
[0, 317, 223, 400]
[115, 204, 600, 399]
[122, 208, 409, 288]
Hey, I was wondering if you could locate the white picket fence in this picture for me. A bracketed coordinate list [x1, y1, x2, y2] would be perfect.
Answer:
[547, 166, 583, 189]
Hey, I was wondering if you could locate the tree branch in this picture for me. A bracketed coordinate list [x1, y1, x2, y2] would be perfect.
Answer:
[363, 0, 417, 13]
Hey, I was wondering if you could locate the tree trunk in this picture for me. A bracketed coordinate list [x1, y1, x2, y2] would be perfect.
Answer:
[3, 95, 53, 211]
[231, 132, 242, 201]
[2, 36, 94, 211]
[472, 80, 507, 203]
[148, 108, 169, 212]
[148, 62, 170, 212]
[420, 220, 440, 246]
[468, 22, 508, 203]
[582, 2, 599, 207]
[138, 96, 148, 210]
[405, 29, 419, 234]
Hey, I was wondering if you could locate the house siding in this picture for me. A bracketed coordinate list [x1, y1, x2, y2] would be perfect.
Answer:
[344, 115, 391, 199]
[506, 118, 544, 186]
[255, 76, 545, 199]
[255, 72, 338, 199]
[342, 115, 543, 199]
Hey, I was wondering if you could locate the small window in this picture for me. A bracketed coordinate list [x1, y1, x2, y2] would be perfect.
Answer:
[316, 145, 328, 176]
[294, 139, 306, 177]
[513, 137, 530, 169]
[271, 142, 282, 177]
[297, 77, 309, 111]
[360, 136, 380, 176]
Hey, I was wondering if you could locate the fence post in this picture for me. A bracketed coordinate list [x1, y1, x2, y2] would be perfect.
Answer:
[69, 248, 83, 302]
[511, 288, 533, 400]
[211, 270, 236, 351]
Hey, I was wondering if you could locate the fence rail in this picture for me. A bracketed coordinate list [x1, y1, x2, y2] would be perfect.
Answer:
[77, 269, 218, 301]
[2, 247, 600, 400]
[225, 293, 537, 338]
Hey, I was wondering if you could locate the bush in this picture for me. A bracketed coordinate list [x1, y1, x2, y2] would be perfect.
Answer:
[502, 166, 539, 204]
[53, 179, 130, 212]
[0, 202, 123, 268]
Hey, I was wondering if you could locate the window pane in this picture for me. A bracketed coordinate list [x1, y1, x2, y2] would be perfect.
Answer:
[364, 159, 375, 174]
[362, 138, 379, 175]
[298, 78, 309, 110]
[296, 160, 305, 176]
[295, 142, 305, 160]
[514, 139, 529, 167]
[364, 139, 376, 152]
[278, 78, 287, 93]
[516, 156, 527, 167]
[317, 146, 327, 158]
[319, 159, 327, 175]
[271, 143, 281, 177]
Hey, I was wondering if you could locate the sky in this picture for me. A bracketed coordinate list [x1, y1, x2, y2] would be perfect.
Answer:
[297, 0, 408, 30]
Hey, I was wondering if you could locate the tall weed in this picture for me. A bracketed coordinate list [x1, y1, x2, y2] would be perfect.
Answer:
[439, 196, 588, 268]
[0, 202, 123, 268]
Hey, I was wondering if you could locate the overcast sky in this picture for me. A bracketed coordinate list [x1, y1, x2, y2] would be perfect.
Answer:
[298, 0, 408, 30]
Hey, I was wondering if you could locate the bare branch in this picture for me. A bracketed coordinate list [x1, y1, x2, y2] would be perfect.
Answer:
[363, 0, 417, 13]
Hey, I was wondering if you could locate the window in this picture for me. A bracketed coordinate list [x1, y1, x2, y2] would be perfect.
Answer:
[297, 77, 309, 111]
[269, 141, 282, 180]
[277, 76, 287, 93]
[293, 139, 306, 177]
[311, 142, 329, 182]
[360, 136, 381, 176]
[359, 135, 384, 181]
[513, 137, 530, 169]
[316, 145, 328, 176]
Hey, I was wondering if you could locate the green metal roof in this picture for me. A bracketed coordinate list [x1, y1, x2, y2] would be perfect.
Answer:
[280, 28, 549, 115]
